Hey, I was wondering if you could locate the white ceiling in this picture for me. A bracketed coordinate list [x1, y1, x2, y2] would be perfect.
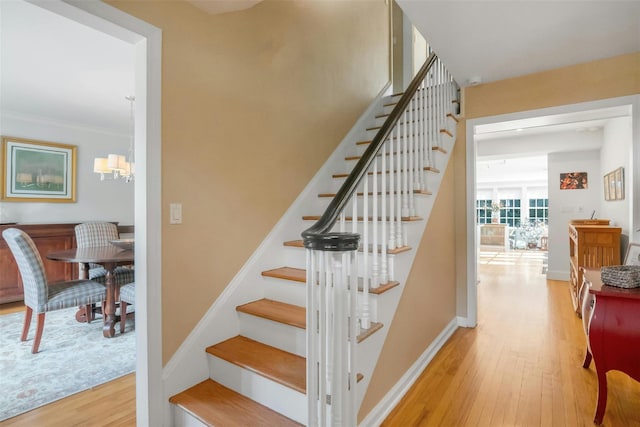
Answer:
[0, 0, 135, 134]
[398, 0, 640, 87]
[1, 0, 638, 140]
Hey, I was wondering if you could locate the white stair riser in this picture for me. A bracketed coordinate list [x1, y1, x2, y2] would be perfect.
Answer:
[263, 276, 307, 306]
[172, 406, 208, 427]
[238, 312, 306, 357]
[207, 356, 307, 424]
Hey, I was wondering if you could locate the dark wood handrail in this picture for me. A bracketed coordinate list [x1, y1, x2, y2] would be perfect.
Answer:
[302, 53, 438, 249]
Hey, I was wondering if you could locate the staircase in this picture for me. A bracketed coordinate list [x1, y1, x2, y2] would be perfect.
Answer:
[168, 53, 459, 426]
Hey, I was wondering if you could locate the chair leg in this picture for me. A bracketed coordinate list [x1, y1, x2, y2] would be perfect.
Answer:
[85, 304, 93, 323]
[21, 306, 33, 341]
[32, 313, 45, 354]
[120, 301, 127, 333]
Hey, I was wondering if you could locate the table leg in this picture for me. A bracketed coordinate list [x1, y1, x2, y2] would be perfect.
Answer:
[102, 263, 117, 338]
[593, 369, 607, 425]
[75, 262, 91, 323]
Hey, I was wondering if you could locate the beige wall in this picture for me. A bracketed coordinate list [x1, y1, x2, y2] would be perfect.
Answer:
[108, 0, 390, 362]
[360, 155, 458, 419]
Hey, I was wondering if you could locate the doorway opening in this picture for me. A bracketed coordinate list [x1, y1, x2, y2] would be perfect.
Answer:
[465, 96, 638, 327]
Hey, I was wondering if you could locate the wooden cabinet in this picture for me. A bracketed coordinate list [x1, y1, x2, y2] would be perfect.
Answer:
[568, 223, 621, 316]
[480, 224, 508, 247]
[0, 223, 132, 304]
[580, 268, 640, 424]
[0, 223, 79, 304]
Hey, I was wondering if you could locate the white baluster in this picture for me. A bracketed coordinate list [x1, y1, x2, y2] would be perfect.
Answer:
[408, 97, 416, 218]
[361, 174, 370, 330]
[318, 251, 327, 426]
[401, 111, 409, 219]
[306, 249, 318, 427]
[331, 253, 344, 426]
[388, 129, 397, 250]
[395, 123, 403, 248]
[372, 155, 379, 289]
[380, 138, 388, 285]
[347, 250, 357, 426]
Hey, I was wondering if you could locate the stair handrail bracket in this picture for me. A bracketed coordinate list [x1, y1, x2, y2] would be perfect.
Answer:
[303, 50, 458, 426]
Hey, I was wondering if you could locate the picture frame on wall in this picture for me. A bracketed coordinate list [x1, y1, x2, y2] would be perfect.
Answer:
[1, 136, 77, 203]
[614, 167, 624, 200]
[604, 167, 624, 201]
[624, 243, 640, 266]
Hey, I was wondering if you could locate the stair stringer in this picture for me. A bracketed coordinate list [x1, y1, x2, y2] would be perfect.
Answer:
[161, 82, 392, 424]
[348, 129, 459, 415]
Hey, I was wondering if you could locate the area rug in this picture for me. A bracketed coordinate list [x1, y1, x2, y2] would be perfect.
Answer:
[0, 306, 136, 421]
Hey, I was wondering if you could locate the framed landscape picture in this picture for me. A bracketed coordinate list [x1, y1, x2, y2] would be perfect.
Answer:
[1, 136, 76, 202]
[603, 174, 610, 200]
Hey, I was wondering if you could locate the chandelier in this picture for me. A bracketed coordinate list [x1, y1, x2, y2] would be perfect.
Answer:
[94, 95, 135, 182]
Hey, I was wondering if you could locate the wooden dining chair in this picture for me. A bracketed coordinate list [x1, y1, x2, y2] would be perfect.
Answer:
[74, 222, 135, 321]
[2, 228, 107, 353]
[119, 282, 135, 333]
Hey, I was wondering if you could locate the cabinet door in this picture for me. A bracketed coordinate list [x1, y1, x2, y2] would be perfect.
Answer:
[35, 236, 75, 283]
[0, 246, 23, 303]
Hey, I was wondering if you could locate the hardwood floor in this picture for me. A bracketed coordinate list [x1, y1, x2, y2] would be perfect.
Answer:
[382, 249, 640, 426]
[0, 302, 136, 427]
[2, 249, 639, 426]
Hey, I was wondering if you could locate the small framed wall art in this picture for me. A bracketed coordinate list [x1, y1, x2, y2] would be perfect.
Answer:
[604, 167, 624, 201]
[560, 172, 588, 190]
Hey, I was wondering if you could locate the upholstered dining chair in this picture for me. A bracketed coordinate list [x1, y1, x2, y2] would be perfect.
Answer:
[2, 228, 106, 354]
[74, 222, 135, 304]
[119, 282, 135, 333]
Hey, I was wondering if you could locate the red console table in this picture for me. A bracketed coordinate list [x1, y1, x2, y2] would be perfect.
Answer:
[580, 268, 640, 425]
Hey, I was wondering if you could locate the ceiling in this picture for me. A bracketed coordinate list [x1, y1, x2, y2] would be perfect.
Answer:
[398, 0, 640, 87]
[1, 1, 638, 139]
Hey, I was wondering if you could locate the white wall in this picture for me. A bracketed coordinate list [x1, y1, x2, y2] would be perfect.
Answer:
[0, 113, 134, 225]
[546, 149, 601, 280]
[599, 116, 632, 244]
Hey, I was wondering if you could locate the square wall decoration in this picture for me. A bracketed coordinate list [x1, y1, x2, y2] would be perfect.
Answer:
[560, 172, 588, 190]
[604, 167, 624, 201]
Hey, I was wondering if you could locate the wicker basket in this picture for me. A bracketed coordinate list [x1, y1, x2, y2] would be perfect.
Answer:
[601, 265, 640, 289]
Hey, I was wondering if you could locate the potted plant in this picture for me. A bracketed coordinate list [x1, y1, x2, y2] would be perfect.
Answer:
[491, 202, 501, 223]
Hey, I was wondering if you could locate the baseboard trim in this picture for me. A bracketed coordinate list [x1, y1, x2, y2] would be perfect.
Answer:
[546, 270, 569, 281]
[359, 317, 459, 427]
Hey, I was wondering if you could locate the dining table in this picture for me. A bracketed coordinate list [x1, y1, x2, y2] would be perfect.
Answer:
[47, 245, 134, 338]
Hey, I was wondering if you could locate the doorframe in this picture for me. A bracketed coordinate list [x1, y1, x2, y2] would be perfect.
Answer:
[465, 95, 639, 327]
[28, 1, 163, 424]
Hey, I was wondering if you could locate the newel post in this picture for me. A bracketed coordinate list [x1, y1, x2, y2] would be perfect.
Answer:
[303, 232, 360, 427]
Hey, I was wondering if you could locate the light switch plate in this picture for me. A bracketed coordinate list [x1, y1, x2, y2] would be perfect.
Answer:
[169, 203, 182, 224]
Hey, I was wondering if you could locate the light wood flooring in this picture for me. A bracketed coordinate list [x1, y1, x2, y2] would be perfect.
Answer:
[382, 249, 640, 426]
[2, 249, 639, 426]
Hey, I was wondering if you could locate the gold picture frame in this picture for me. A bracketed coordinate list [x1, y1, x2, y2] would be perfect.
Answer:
[604, 167, 624, 201]
[1, 136, 77, 203]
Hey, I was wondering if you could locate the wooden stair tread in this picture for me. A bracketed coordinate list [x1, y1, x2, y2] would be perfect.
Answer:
[357, 278, 401, 295]
[284, 240, 412, 255]
[237, 298, 305, 329]
[262, 266, 306, 282]
[318, 190, 430, 198]
[207, 336, 306, 394]
[303, 215, 423, 222]
[432, 146, 448, 154]
[358, 322, 383, 343]
[169, 379, 302, 427]
[332, 168, 438, 178]
[263, 267, 400, 295]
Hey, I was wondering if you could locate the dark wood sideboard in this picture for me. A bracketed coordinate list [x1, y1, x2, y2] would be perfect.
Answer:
[0, 223, 133, 304]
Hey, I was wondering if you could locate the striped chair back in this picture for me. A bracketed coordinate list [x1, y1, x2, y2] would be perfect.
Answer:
[75, 222, 119, 247]
[2, 228, 49, 311]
